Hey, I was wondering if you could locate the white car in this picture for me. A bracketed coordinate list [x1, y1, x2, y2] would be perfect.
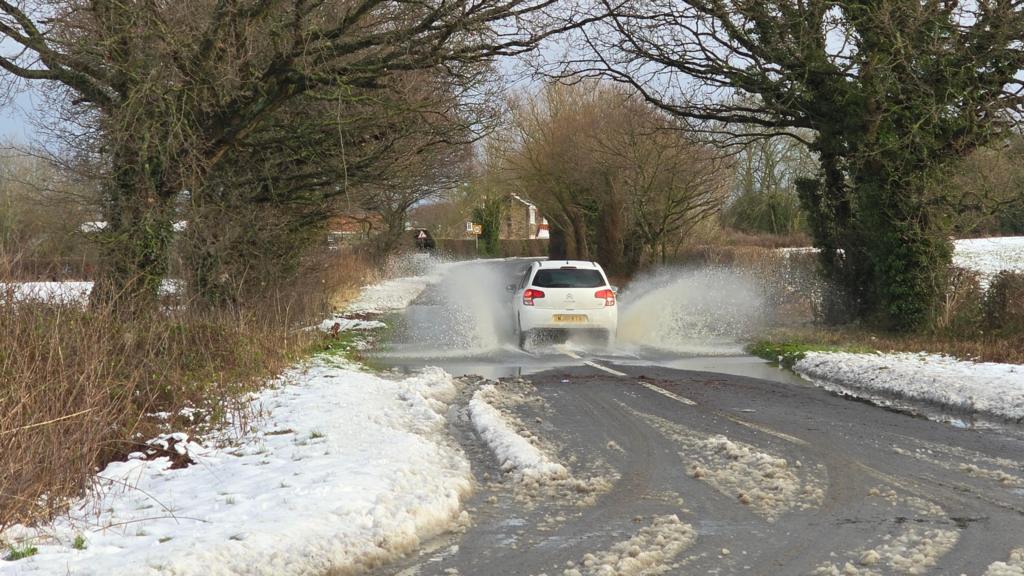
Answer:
[509, 260, 618, 348]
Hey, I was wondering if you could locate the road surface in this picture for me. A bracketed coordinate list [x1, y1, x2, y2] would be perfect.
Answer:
[367, 259, 1024, 576]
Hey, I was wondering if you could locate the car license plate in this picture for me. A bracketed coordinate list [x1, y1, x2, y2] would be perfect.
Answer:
[553, 314, 587, 323]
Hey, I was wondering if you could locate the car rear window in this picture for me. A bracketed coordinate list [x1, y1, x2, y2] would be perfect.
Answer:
[531, 268, 605, 288]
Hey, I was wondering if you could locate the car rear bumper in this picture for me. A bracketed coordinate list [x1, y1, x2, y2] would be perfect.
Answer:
[518, 306, 618, 333]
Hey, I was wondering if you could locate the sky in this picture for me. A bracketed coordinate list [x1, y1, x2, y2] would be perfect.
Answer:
[0, 86, 40, 144]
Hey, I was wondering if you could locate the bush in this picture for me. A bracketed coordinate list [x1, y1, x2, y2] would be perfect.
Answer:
[933, 266, 984, 336]
[984, 271, 1024, 334]
[0, 247, 363, 529]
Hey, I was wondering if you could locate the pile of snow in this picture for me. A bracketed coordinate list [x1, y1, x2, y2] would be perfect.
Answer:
[954, 236, 1024, 284]
[795, 352, 1024, 422]
[563, 515, 696, 576]
[985, 549, 1024, 576]
[0, 361, 471, 576]
[468, 385, 568, 482]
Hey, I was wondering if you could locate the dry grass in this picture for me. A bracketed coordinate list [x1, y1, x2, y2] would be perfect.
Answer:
[756, 325, 1024, 364]
[683, 226, 812, 250]
[0, 247, 372, 530]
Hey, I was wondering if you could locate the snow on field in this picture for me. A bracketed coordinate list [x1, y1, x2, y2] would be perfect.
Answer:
[2, 280, 180, 305]
[954, 236, 1024, 284]
[777, 236, 1024, 284]
[0, 361, 471, 576]
[795, 352, 1024, 423]
[468, 385, 568, 483]
[2, 281, 93, 304]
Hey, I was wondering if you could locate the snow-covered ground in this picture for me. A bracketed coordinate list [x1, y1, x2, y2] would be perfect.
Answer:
[780, 236, 1024, 281]
[953, 236, 1024, 284]
[0, 260, 470, 575]
[795, 352, 1024, 423]
[345, 259, 455, 315]
[2, 281, 93, 304]
[0, 361, 471, 576]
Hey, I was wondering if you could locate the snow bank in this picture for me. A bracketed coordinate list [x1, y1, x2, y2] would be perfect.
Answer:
[795, 352, 1024, 422]
[0, 362, 471, 576]
[468, 385, 568, 482]
[954, 236, 1024, 284]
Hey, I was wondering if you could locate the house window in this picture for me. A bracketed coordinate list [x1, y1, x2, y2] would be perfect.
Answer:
[529, 206, 536, 225]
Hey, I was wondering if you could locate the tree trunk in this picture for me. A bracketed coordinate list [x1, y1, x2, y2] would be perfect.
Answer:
[598, 191, 625, 275]
[570, 209, 590, 260]
[374, 209, 408, 261]
[90, 150, 175, 311]
[857, 170, 952, 331]
[548, 225, 567, 260]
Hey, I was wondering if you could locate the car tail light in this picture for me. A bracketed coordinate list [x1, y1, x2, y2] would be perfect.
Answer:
[595, 289, 616, 306]
[523, 288, 545, 306]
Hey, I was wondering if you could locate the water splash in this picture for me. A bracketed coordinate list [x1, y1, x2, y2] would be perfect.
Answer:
[617, 267, 766, 356]
[385, 260, 523, 357]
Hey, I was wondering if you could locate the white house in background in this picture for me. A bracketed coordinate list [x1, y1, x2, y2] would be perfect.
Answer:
[504, 194, 549, 240]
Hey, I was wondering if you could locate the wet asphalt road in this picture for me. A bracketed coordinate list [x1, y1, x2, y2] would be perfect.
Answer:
[367, 260, 1024, 576]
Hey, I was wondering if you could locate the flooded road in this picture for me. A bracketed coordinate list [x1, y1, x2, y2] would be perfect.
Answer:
[365, 259, 1024, 576]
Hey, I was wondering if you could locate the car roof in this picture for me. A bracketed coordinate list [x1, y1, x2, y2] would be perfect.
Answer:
[534, 260, 602, 270]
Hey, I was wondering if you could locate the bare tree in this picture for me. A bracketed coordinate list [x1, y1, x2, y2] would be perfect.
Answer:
[569, 0, 1024, 329]
[0, 0, 579, 307]
[726, 133, 816, 235]
[507, 80, 728, 273]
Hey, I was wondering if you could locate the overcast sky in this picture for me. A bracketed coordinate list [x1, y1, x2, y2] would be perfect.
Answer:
[0, 86, 40, 143]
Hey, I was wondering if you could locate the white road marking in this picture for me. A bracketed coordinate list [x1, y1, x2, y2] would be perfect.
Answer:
[726, 416, 809, 446]
[560, 349, 628, 377]
[641, 382, 697, 406]
[584, 361, 628, 377]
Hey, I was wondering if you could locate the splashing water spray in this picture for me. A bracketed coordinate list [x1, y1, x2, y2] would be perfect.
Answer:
[616, 267, 767, 356]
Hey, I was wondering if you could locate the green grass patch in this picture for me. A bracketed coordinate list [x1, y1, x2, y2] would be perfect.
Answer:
[748, 340, 874, 369]
[72, 535, 86, 550]
[314, 314, 398, 370]
[5, 544, 38, 561]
